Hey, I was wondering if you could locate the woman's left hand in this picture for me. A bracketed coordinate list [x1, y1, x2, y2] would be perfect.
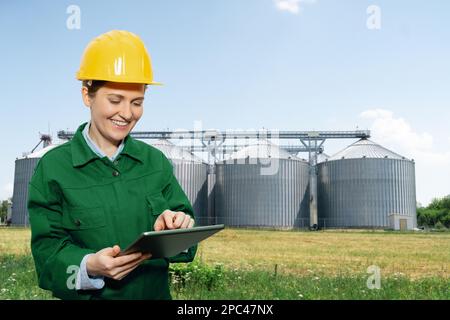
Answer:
[154, 210, 195, 231]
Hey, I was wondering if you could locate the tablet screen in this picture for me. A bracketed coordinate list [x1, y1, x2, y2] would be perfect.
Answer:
[119, 224, 225, 259]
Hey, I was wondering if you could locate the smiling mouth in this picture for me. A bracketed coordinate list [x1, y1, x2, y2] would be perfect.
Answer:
[111, 119, 130, 127]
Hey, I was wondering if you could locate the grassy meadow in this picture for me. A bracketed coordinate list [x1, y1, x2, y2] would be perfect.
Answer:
[0, 227, 449, 300]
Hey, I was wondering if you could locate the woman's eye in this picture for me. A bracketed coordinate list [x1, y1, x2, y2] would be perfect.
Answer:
[133, 102, 143, 107]
[109, 100, 120, 104]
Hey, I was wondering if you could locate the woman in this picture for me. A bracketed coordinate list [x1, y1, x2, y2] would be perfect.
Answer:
[28, 30, 196, 300]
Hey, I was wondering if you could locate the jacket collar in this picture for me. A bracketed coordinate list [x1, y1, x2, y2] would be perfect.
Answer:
[71, 122, 144, 167]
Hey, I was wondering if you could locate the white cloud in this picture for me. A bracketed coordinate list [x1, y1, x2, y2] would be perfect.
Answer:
[360, 108, 434, 152]
[2, 182, 13, 200]
[359, 108, 450, 206]
[274, 0, 316, 15]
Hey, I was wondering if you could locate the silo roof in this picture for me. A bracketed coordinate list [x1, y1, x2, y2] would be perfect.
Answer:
[25, 145, 59, 159]
[150, 139, 206, 163]
[328, 138, 409, 160]
[226, 139, 300, 160]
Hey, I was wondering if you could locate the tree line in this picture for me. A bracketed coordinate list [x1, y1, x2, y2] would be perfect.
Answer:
[417, 195, 450, 229]
[0, 199, 11, 223]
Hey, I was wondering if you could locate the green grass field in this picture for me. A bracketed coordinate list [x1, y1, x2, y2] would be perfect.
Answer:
[0, 227, 449, 300]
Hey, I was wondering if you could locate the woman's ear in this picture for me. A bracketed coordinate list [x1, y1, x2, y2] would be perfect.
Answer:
[81, 86, 92, 108]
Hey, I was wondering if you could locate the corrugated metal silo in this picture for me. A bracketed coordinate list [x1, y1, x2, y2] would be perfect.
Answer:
[11, 145, 58, 226]
[6, 201, 12, 224]
[215, 140, 310, 228]
[207, 165, 216, 224]
[317, 138, 417, 229]
[150, 140, 209, 225]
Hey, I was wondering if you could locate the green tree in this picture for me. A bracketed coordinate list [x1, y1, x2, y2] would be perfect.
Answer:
[417, 195, 450, 228]
[0, 199, 8, 222]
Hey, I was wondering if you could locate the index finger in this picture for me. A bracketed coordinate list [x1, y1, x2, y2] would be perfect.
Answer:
[173, 211, 186, 228]
[163, 211, 175, 229]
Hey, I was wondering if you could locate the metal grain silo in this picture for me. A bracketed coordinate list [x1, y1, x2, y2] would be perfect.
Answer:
[317, 138, 417, 229]
[215, 140, 310, 228]
[11, 145, 58, 226]
[207, 166, 216, 224]
[150, 140, 209, 225]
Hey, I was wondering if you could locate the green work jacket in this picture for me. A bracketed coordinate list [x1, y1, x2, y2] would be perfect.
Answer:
[27, 122, 197, 300]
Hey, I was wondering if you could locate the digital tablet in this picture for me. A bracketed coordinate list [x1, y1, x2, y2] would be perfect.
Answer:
[118, 224, 225, 259]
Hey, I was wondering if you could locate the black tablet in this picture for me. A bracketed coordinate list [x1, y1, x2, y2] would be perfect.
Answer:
[118, 224, 225, 259]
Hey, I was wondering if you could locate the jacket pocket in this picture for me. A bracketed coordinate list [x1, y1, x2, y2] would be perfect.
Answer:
[62, 206, 106, 230]
[146, 192, 170, 217]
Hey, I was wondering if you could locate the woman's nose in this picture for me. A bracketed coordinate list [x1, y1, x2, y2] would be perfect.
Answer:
[119, 103, 133, 120]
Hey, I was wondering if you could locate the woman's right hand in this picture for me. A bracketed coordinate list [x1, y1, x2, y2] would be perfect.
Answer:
[86, 245, 151, 280]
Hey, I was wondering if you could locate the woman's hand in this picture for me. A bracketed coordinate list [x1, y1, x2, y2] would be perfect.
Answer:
[154, 210, 195, 231]
[86, 245, 151, 280]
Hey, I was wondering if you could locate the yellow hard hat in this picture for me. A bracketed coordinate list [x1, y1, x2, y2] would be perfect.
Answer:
[76, 30, 161, 85]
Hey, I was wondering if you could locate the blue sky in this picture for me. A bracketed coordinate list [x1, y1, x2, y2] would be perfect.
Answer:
[1, 0, 449, 205]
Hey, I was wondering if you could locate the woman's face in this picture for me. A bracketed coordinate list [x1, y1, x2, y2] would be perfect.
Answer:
[82, 82, 145, 145]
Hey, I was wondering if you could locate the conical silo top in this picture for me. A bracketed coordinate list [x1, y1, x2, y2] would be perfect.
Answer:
[226, 139, 300, 160]
[24, 144, 58, 159]
[328, 138, 409, 160]
[150, 139, 205, 163]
